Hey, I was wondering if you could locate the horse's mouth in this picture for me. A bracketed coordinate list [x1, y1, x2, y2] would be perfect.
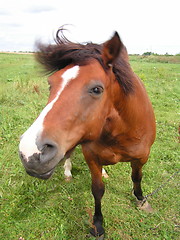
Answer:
[26, 168, 54, 180]
[25, 147, 75, 180]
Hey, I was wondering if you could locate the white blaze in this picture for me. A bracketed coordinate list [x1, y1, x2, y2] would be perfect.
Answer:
[19, 66, 80, 160]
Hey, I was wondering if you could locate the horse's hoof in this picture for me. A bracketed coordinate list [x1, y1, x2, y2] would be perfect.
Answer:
[89, 223, 105, 239]
[96, 234, 105, 240]
[86, 233, 105, 240]
[65, 176, 72, 182]
[132, 190, 154, 213]
[137, 200, 154, 213]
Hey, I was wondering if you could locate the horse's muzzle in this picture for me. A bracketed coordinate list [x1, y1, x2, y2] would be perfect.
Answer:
[19, 139, 65, 179]
[26, 168, 54, 180]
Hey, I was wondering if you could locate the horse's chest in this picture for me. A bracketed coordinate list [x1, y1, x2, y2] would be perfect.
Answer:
[91, 134, 148, 165]
[89, 142, 129, 165]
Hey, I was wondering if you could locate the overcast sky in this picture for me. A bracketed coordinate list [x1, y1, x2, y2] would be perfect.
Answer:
[0, 0, 179, 54]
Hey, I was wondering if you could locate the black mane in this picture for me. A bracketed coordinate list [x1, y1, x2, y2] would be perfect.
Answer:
[35, 28, 134, 94]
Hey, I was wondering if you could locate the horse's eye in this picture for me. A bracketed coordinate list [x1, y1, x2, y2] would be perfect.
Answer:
[90, 86, 104, 95]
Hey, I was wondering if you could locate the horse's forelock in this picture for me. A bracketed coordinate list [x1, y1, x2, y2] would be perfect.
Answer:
[35, 29, 134, 94]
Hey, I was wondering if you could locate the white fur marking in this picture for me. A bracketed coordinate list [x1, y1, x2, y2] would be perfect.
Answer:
[64, 158, 72, 178]
[62, 65, 79, 83]
[19, 66, 80, 161]
[102, 168, 109, 178]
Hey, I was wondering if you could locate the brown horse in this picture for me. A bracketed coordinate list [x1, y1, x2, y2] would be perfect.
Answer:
[19, 29, 156, 238]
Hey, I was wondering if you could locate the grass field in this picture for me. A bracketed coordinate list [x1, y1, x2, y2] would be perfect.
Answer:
[0, 53, 179, 240]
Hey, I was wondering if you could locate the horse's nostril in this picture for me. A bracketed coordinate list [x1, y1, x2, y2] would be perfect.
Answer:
[41, 144, 52, 152]
[40, 142, 58, 163]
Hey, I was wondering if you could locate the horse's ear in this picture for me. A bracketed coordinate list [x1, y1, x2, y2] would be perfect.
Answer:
[102, 32, 123, 67]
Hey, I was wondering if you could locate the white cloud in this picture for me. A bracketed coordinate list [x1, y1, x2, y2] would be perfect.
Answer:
[25, 5, 56, 13]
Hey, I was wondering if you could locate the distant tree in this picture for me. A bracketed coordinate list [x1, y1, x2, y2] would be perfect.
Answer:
[143, 52, 153, 56]
[142, 52, 159, 56]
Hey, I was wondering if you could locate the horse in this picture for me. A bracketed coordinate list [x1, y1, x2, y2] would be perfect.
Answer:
[19, 29, 156, 238]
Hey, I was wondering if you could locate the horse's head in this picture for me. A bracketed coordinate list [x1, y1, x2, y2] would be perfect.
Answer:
[19, 31, 126, 179]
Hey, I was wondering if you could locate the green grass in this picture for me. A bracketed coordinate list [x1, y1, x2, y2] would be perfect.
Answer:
[0, 53, 179, 240]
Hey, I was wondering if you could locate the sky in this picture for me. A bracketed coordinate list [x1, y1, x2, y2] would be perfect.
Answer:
[0, 0, 179, 54]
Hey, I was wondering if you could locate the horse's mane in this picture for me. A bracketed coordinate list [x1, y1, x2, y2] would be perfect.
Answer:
[35, 28, 134, 94]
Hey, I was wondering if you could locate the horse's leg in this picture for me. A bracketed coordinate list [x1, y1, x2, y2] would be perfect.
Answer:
[90, 162, 105, 237]
[63, 157, 108, 181]
[64, 158, 72, 181]
[131, 160, 144, 200]
[83, 148, 105, 237]
[131, 160, 153, 212]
